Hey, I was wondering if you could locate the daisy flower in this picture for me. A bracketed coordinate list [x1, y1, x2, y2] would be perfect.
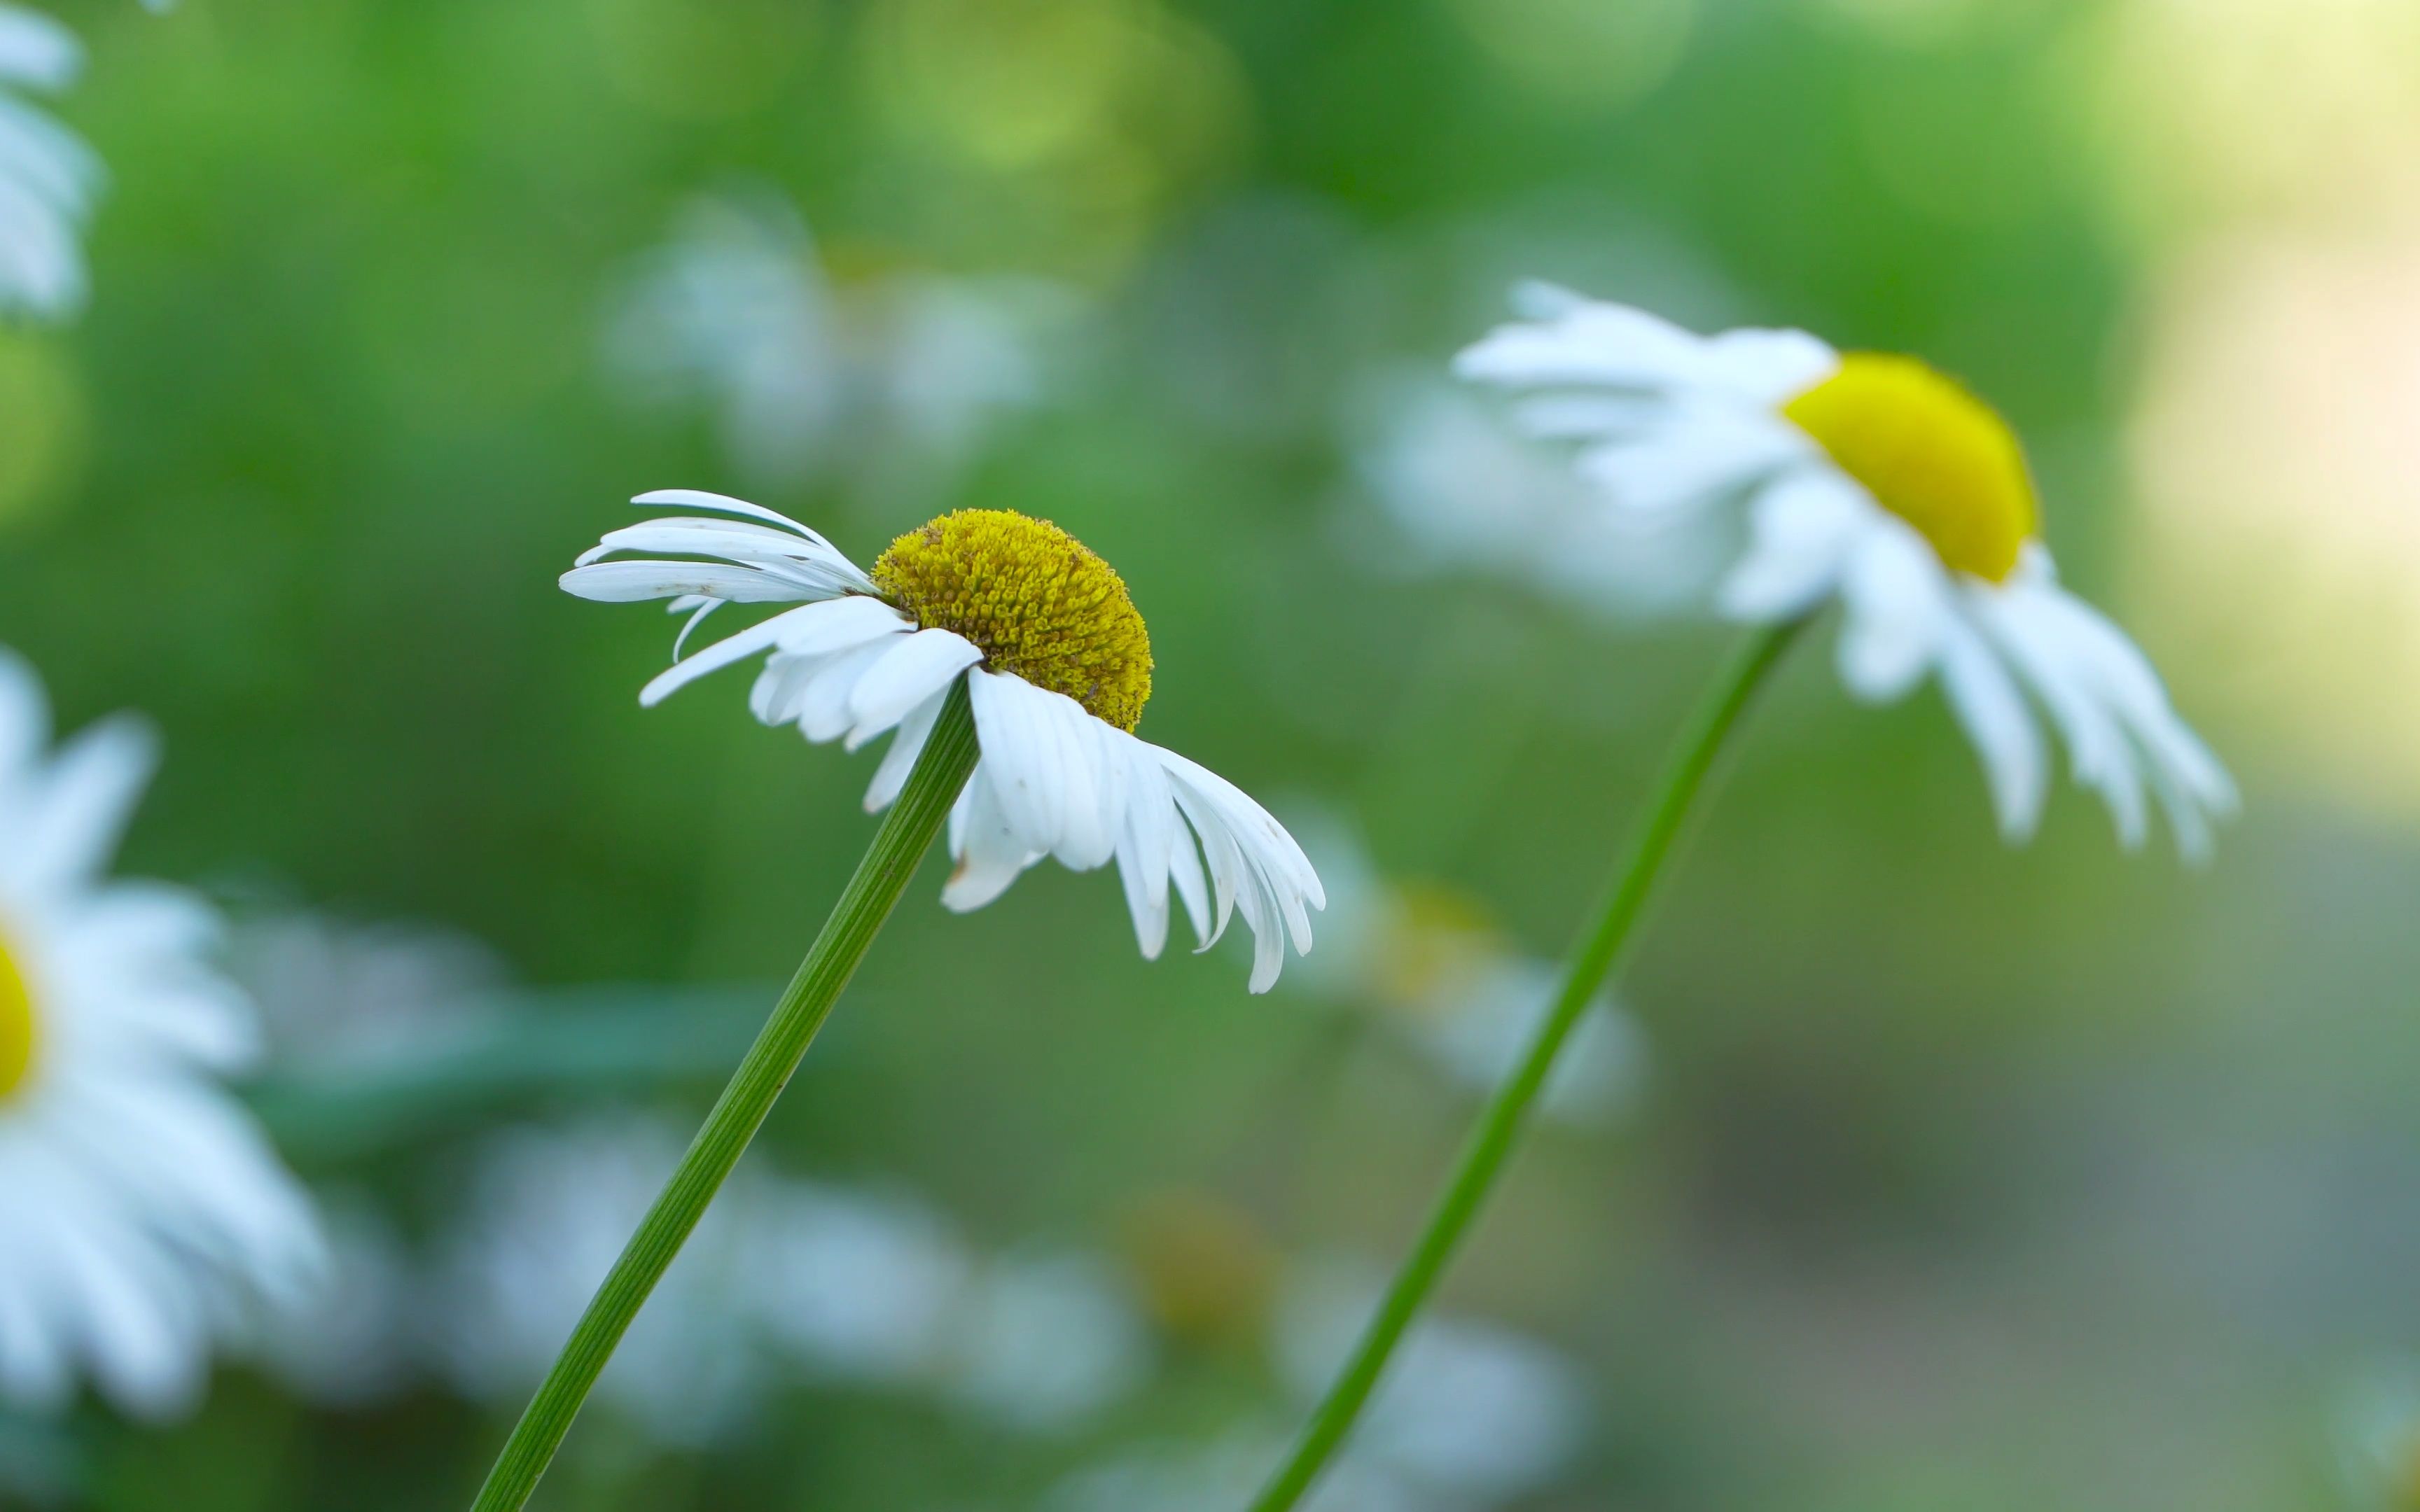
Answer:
[562, 493, 1324, 991]
[0, 6, 102, 321]
[0, 649, 321, 1418]
[604, 190, 1080, 495]
[1456, 285, 2238, 859]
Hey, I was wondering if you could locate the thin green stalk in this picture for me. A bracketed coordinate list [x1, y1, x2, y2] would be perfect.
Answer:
[468, 679, 980, 1512]
[1249, 622, 1803, 1512]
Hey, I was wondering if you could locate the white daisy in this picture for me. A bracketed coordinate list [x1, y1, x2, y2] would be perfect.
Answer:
[0, 6, 102, 321]
[1298, 820, 1642, 1128]
[604, 190, 1079, 493]
[0, 648, 321, 1419]
[562, 493, 1325, 991]
[1272, 1261, 1588, 1505]
[1456, 284, 2239, 859]
[941, 1249, 1153, 1435]
[429, 1114, 774, 1447]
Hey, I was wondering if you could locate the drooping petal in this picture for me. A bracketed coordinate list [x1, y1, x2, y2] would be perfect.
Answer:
[14, 713, 155, 895]
[940, 766, 1042, 913]
[1970, 568, 2152, 850]
[1935, 606, 2048, 844]
[844, 630, 982, 751]
[1834, 516, 1954, 703]
[639, 602, 835, 708]
[862, 689, 949, 813]
[1717, 469, 1868, 622]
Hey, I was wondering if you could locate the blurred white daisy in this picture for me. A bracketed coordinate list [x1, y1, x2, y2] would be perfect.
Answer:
[429, 1115, 774, 1447]
[0, 6, 102, 320]
[228, 911, 503, 1075]
[1050, 1258, 1586, 1512]
[1351, 372, 1725, 620]
[1459, 286, 2238, 858]
[0, 649, 321, 1418]
[1272, 1261, 1588, 1505]
[1050, 1427, 1438, 1512]
[940, 1249, 1153, 1435]
[248, 1189, 417, 1408]
[739, 1179, 971, 1385]
[1299, 820, 1641, 1128]
[604, 190, 1080, 496]
[563, 494, 1325, 991]
[2340, 1366, 2420, 1511]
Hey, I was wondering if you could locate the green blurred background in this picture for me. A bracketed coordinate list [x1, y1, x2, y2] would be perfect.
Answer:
[8, 0, 2420, 1506]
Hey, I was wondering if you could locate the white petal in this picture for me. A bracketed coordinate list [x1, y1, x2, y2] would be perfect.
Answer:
[1109, 738, 1178, 959]
[1935, 606, 2047, 843]
[862, 689, 952, 813]
[940, 764, 1041, 912]
[965, 670, 1071, 862]
[788, 639, 901, 743]
[17, 713, 155, 893]
[1701, 326, 1844, 405]
[1573, 410, 1805, 515]
[1970, 574, 2150, 850]
[844, 630, 983, 750]
[561, 559, 819, 605]
[0, 8, 79, 91]
[637, 602, 825, 707]
[1834, 517, 1954, 702]
[1716, 470, 1868, 622]
[630, 489, 836, 549]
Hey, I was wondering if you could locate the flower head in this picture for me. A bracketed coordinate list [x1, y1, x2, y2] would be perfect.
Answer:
[563, 491, 1323, 990]
[0, 649, 321, 1418]
[1457, 286, 2239, 859]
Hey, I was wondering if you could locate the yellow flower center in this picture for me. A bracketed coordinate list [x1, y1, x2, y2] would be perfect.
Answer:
[1781, 352, 2040, 582]
[0, 927, 37, 1102]
[870, 508, 1154, 731]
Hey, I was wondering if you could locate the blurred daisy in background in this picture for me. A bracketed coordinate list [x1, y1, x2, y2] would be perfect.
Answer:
[0, 648, 322, 1419]
[249, 1189, 417, 1409]
[424, 1110, 1153, 1448]
[1051, 1252, 1587, 1512]
[1349, 371, 1725, 620]
[739, 1179, 972, 1388]
[428, 1115, 779, 1447]
[1270, 1260, 1589, 1508]
[0, 5, 102, 321]
[1050, 1429, 1431, 1512]
[604, 189, 1085, 502]
[2339, 1365, 2420, 1511]
[1459, 285, 2238, 858]
[943, 1249, 1155, 1435]
[564, 493, 1324, 990]
[230, 911, 505, 1079]
[1297, 817, 1641, 1127]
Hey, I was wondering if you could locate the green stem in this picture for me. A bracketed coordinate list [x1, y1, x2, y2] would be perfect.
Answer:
[467, 679, 980, 1512]
[1248, 622, 1802, 1512]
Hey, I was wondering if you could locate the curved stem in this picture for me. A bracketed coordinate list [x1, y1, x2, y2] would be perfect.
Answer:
[1248, 622, 1802, 1512]
[468, 679, 980, 1512]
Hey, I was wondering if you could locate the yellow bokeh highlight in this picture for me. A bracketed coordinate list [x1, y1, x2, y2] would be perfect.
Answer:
[2127, 222, 2420, 825]
[1783, 352, 2040, 582]
[856, 0, 1249, 276]
[585, 0, 821, 120]
[0, 333, 90, 533]
[1444, 0, 1694, 112]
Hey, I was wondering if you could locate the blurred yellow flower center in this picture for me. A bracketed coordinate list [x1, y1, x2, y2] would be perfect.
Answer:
[872, 508, 1155, 731]
[1781, 352, 2040, 582]
[0, 929, 36, 1102]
